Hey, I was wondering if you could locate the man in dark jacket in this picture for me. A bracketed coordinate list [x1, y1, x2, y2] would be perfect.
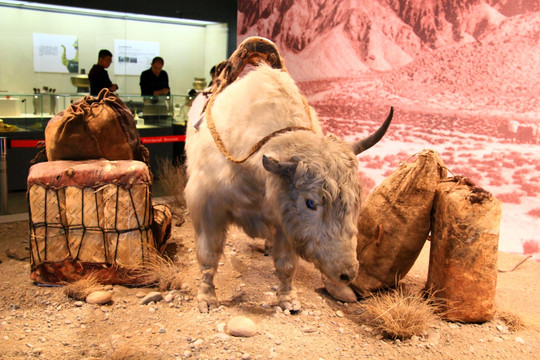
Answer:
[139, 57, 170, 96]
[88, 49, 118, 96]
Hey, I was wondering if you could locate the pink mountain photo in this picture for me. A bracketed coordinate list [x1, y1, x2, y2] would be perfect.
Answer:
[238, 0, 540, 258]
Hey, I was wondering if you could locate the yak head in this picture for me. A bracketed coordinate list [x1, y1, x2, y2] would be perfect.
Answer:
[263, 108, 393, 285]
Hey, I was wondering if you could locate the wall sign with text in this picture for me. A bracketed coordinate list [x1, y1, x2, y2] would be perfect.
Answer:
[113, 39, 160, 76]
[33, 33, 79, 73]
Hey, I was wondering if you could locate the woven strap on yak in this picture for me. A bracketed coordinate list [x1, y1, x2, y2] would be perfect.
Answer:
[204, 90, 314, 163]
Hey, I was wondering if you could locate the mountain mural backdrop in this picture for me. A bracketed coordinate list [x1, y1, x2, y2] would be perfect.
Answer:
[238, 0, 539, 79]
[237, 0, 540, 259]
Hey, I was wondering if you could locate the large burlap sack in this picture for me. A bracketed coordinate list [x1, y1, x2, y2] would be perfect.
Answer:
[426, 177, 501, 322]
[27, 159, 163, 285]
[349, 149, 447, 297]
[31, 89, 149, 166]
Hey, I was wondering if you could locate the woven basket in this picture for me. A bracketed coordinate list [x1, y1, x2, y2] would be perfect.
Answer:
[27, 159, 159, 284]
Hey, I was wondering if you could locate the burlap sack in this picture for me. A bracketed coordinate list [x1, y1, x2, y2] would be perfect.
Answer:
[32, 89, 149, 166]
[426, 177, 501, 322]
[349, 149, 447, 297]
[151, 203, 173, 253]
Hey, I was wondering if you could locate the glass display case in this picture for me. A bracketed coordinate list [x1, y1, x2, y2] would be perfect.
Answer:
[0, 92, 191, 191]
[121, 94, 190, 128]
[0, 93, 67, 133]
[0, 93, 190, 133]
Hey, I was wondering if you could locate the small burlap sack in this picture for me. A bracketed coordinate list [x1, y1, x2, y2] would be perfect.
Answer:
[426, 177, 501, 322]
[31, 89, 149, 167]
[151, 203, 173, 253]
[27, 159, 165, 285]
[349, 149, 447, 297]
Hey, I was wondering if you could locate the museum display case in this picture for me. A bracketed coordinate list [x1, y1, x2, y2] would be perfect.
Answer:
[0, 93, 66, 132]
[0, 92, 190, 191]
[0, 93, 190, 131]
[0, 0, 227, 195]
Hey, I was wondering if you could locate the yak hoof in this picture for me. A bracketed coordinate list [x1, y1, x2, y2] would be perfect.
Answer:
[197, 289, 218, 313]
[263, 238, 273, 256]
[279, 295, 302, 313]
[280, 299, 302, 313]
[197, 297, 218, 313]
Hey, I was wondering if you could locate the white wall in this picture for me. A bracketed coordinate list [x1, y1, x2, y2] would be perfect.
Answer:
[204, 23, 229, 79]
[0, 6, 228, 95]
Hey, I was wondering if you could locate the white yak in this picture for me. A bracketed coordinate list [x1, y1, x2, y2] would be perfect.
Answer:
[185, 63, 392, 313]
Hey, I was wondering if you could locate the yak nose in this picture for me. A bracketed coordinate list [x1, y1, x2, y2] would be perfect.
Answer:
[338, 263, 358, 284]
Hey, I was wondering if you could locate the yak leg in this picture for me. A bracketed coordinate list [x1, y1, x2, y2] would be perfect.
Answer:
[195, 221, 227, 313]
[273, 229, 301, 312]
[263, 238, 273, 256]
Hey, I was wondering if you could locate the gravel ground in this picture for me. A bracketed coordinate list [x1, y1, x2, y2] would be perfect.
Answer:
[0, 217, 539, 360]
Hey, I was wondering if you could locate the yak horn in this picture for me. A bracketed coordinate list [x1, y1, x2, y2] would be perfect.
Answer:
[351, 107, 393, 155]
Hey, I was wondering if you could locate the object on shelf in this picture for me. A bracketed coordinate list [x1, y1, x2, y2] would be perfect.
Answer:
[70, 75, 90, 93]
[0, 119, 18, 132]
[31, 94, 57, 115]
[32, 95, 39, 115]
[49, 94, 57, 114]
[192, 77, 207, 90]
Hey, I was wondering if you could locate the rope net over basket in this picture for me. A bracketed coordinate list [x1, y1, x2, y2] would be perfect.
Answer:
[27, 159, 161, 285]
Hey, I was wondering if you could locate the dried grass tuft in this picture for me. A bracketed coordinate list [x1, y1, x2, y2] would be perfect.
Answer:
[156, 157, 187, 212]
[131, 251, 184, 291]
[62, 273, 102, 300]
[361, 287, 439, 340]
[497, 311, 538, 332]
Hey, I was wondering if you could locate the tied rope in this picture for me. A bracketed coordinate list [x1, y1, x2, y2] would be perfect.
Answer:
[203, 72, 315, 164]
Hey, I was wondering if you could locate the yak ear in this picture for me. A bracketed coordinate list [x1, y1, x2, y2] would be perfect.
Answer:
[263, 155, 297, 179]
[350, 107, 393, 155]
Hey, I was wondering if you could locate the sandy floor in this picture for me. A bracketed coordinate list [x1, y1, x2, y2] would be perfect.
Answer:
[0, 216, 538, 360]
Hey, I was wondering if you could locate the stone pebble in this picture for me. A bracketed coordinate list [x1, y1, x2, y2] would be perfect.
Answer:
[140, 292, 163, 305]
[227, 316, 257, 337]
[85, 291, 112, 305]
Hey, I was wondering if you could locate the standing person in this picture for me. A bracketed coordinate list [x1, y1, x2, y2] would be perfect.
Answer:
[88, 49, 118, 96]
[140, 57, 170, 96]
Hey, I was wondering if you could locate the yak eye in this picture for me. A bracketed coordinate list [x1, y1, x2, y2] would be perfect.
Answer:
[305, 199, 317, 211]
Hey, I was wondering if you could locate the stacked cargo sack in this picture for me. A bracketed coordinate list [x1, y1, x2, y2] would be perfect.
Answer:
[28, 89, 171, 285]
[426, 176, 501, 322]
[323, 149, 447, 301]
[324, 149, 502, 323]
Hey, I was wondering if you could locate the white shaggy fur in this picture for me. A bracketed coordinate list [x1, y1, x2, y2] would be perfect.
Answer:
[185, 64, 361, 312]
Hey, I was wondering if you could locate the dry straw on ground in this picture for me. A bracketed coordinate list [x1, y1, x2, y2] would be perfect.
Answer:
[62, 273, 102, 300]
[497, 311, 538, 332]
[155, 157, 187, 212]
[361, 287, 439, 340]
[131, 251, 185, 291]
